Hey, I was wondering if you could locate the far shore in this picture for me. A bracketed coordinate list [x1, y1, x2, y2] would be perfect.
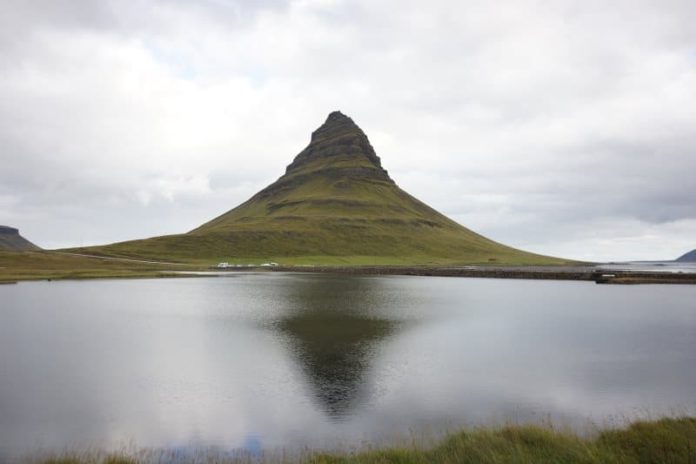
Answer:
[2, 249, 696, 284]
[209, 264, 696, 285]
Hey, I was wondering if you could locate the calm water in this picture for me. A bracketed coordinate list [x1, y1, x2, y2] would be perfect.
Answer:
[1, 274, 695, 458]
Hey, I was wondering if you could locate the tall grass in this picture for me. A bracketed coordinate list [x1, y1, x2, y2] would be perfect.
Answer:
[25, 416, 696, 464]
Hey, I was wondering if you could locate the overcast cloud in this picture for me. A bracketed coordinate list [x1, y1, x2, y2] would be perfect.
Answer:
[1, 0, 695, 261]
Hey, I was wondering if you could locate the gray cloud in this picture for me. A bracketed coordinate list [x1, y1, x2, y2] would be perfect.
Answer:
[1, 0, 695, 260]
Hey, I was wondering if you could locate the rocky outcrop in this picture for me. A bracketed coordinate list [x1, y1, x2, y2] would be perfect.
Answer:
[0, 226, 41, 251]
[0, 225, 19, 235]
[676, 249, 696, 262]
[284, 111, 391, 180]
[242, 111, 394, 204]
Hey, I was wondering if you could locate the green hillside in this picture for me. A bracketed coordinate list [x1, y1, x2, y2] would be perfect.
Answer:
[0, 226, 40, 251]
[0, 250, 190, 282]
[73, 112, 566, 265]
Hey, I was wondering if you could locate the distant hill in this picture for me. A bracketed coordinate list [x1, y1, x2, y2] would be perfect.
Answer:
[73, 111, 566, 265]
[676, 249, 696, 262]
[0, 226, 40, 251]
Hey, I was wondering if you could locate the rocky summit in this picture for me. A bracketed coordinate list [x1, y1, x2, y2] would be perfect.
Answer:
[75, 112, 563, 265]
[0, 226, 40, 251]
[286, 111, 389, 179]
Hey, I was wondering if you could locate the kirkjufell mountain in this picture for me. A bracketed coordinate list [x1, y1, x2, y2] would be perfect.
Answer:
[0, 226, 40, 251]
[76, 112, 562, 265]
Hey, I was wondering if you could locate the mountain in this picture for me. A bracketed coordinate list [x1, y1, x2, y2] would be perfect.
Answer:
[676, 250, 696, 262]
[75, 111, 564, 265]
[0, 226, 41, 251]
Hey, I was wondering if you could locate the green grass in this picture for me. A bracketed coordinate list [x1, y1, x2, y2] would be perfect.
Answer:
[323, 418, 696, 464]
[0, 250, 201, 282]
[41, 457, 135, 464]
[29, 417, 696, 463]
[67, 169, 571, 266]
[0, 233, 40, 251]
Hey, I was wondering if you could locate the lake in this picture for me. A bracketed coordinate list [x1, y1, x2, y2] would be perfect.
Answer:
[1, 274, 695, 459]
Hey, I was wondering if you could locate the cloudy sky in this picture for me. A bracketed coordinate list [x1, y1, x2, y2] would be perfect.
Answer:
[1, 0, 695, 261]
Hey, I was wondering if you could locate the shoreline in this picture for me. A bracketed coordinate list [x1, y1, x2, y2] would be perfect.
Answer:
[2, 249, 695, 284]
[213, 264, 696, 285]
[3, 264, 696, 284]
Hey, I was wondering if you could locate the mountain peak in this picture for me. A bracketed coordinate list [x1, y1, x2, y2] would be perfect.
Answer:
[326, 109, 350, 122]
[285, 112, 388, 178]
[311, 110, 361, 140]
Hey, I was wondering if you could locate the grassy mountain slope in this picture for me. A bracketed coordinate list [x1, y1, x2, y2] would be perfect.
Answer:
[0, 250, 188, 282]
[0, 226, 40, 251]
[73, 112, 566, 265]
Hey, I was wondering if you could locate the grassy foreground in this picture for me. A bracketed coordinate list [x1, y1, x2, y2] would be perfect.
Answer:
[33, 417, 696, 463]
[0, 250, 201, 282]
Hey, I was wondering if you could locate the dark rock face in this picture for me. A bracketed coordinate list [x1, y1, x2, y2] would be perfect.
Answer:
[0, 226, 19, 236]
[0, 226, 41, 251]
[676, 249, 696, 262]
[284, 111, 391, 180]
[245, 111, 394, 203]
[0, 226, 20, 235]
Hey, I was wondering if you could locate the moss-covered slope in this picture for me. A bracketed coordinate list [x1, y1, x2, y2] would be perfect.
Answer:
[74, 112, 565, 265]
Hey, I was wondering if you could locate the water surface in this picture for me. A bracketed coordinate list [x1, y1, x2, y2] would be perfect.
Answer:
[1, 274, 695, 457]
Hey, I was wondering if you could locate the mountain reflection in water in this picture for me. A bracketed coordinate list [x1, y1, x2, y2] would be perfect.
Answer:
[2, 275, 695, 458]
[270, 275, 402, 418]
